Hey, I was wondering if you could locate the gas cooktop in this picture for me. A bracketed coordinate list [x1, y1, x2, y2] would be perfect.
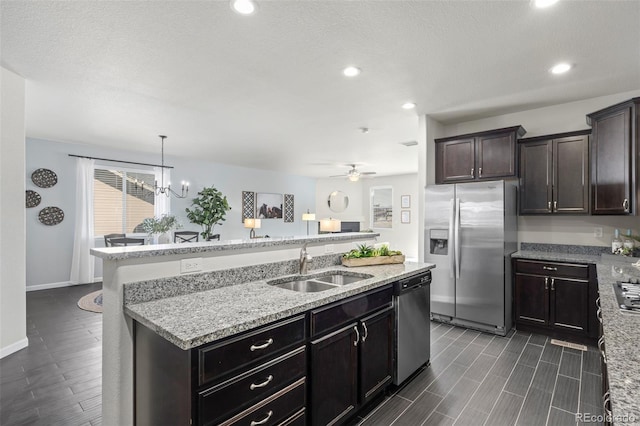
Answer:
[613, 278, 640, 313]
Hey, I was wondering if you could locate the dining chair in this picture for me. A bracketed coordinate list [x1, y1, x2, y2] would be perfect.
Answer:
[174, 231, 199, 243]
[104, 233, 125, 247]
[108, 237, 145, 247]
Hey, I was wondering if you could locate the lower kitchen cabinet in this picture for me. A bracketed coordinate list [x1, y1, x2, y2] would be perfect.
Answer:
[134, 284, 395, 426]
[514, 258, 597, 342]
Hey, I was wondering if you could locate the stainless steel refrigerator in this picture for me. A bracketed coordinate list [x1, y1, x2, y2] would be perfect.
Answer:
[424, 180, 517, 335]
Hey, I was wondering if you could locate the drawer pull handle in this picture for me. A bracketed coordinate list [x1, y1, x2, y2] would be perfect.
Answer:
[250, 410, 273, 426]
[542, 266, 558, 271]
[362, 322, 368, 342]
[250, 375, 274, 390]
[250, 338, 274, 352]
[353, 325, 360, 346]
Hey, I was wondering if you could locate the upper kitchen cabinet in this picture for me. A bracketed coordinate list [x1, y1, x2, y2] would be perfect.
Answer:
[519, 130, 590, 215]
[587, 98, 640, 215]
[435, 126, 526, 184]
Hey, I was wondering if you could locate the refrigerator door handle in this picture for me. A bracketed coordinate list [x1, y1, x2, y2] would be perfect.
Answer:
[448, 198, 455, 278]
[455, 198, 461, 279]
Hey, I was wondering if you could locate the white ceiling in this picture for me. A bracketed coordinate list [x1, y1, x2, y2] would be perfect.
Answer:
[2, 1, 639, 178]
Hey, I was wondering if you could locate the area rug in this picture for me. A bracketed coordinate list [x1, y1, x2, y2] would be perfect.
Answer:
[77, 290, 103, 313]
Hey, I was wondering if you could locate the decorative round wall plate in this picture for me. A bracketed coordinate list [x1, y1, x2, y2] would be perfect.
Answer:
[26, 190, 42, 208]
[31, 168, 58, 188]
[38, 206, 64, 226]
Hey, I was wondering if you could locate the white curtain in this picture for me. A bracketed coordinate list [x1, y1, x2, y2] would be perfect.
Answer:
[153, 167, 171, 216]
[70, 158, 95, 284]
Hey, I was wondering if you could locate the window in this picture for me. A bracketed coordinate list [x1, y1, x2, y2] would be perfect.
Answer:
[370, 186, 393, 229]
[93, 168, 155, 236]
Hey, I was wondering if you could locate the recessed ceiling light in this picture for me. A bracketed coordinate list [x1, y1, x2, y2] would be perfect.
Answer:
[231, 0, 256, 15]
[533, 0, 559, 8]
[400, 141, 418, 147]
[343, 66, 361, 77]
[402, 102, 416, 110]
[550, 62, 572, 74]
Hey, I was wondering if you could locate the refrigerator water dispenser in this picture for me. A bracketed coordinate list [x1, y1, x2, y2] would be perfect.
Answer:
[429, 229, 449, 255]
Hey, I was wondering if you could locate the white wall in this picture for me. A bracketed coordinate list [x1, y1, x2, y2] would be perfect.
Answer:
[26, 138, 317, 289]
[361, 174, 420, 260]
[430, 89, 640, 247]
[1, 67, 28, 358]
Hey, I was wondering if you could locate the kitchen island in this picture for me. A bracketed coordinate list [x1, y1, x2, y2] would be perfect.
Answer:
[513, 246, 640, 423]
[91, 232, 427, 426]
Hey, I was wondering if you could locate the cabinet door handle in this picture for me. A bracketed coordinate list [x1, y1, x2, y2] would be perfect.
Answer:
[548, 201, 552, 211]
[250, 375, 274, 390]
[479, 167, 482, 177]
[542, 266, 558, 271]
[471, 168, 474, 177]
[353, 325, 360, 346]
[544, 277, 549, 290]
[623, 198, 629, 212]
[553, 201, 557, 211]
[250, 338, 274, 352]
[361, 322, 368, 342]
[598, 336, 607, 364]
[603, 392, 612, 418]
[596, 297, 603, 324]
[550, 278, 555, 291]
[250, 410, 273, 426]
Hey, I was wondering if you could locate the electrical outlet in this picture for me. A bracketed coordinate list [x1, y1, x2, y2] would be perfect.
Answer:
[181, 258, 202, 273]
[325, 244, 335, 254]
[594, 227, 603, 238]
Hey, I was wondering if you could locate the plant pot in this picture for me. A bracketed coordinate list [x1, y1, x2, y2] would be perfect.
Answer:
[341, 255, 405, 267]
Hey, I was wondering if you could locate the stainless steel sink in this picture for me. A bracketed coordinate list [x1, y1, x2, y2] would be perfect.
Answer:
[270, 280, 338, 293]
[313, 274, 369, 286]
[268, 272, 373, 293]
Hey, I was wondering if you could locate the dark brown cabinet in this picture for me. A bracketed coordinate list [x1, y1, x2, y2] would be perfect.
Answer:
[309, 288, 393, 426]
[587, 97, 640, 215]
[435, 126, 526, 184]
[519, 131, 590, 215]
[514, 259, 597, 343]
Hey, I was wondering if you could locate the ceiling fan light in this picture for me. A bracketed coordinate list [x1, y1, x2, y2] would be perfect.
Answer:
[348, 174, 360, 182]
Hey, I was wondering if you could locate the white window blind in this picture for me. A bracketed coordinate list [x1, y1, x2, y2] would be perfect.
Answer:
[93, 168, 155, 236]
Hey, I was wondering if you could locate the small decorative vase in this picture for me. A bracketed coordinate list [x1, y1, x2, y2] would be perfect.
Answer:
[158, 232, 171, 244]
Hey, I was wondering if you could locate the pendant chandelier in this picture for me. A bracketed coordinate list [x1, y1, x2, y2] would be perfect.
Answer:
[155, 135, 189, 198]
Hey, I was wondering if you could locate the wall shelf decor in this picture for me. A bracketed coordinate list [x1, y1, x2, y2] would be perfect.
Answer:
[26, 190, 41, 208]
[38, 206, 64, 226]
[31, 168, 58, 188]
[284, 194, 294, 222]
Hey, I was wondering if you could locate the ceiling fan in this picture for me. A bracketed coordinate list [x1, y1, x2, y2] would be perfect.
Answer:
[330, 164, 376, 182]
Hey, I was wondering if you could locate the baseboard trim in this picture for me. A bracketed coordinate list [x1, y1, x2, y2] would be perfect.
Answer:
[0, 337, 29, 359]
[26, 278, 103, 292]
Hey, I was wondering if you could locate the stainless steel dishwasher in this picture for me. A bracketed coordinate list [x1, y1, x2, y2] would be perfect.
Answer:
[393, 270, 431, 385]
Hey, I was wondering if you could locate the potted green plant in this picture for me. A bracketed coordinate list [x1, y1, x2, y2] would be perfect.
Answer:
[141, 214, 182, 244]
[185, 186, 231, 241]
[341, 244, 405, 267]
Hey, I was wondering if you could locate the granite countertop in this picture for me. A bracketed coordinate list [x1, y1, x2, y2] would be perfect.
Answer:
[125, 262, 434, 350]
[514, 247, 640, 421]
[91, 232, 379, 261]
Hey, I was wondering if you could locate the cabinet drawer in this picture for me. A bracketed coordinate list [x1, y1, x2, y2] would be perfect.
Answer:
[515, 259, 589, 279]
[280, 409, 305, 426]
[199, 315, 306, 386]
[198, 347, 306, 425]
[310, 286, 392, 336]
[218, 378, 306, 426]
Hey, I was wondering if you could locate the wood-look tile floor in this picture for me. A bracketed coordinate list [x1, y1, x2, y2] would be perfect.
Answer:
[0, 283, 103, 426]
[1, 285, 603, 426]
[357, 322, 603, 426]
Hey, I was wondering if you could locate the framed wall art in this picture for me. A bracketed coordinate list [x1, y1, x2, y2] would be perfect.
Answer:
[401, 195, 411, 208]
[241, 191, 255, 223]
[256, 193, 283, 219]
[401, 210, 411, 224]
[284, 194, 294, 223]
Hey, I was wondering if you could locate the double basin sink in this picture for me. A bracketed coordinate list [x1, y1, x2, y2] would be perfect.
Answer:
[268, 272, 373, 293]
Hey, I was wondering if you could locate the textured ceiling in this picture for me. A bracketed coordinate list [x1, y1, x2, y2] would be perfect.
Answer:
[2, 1, 639, 178]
